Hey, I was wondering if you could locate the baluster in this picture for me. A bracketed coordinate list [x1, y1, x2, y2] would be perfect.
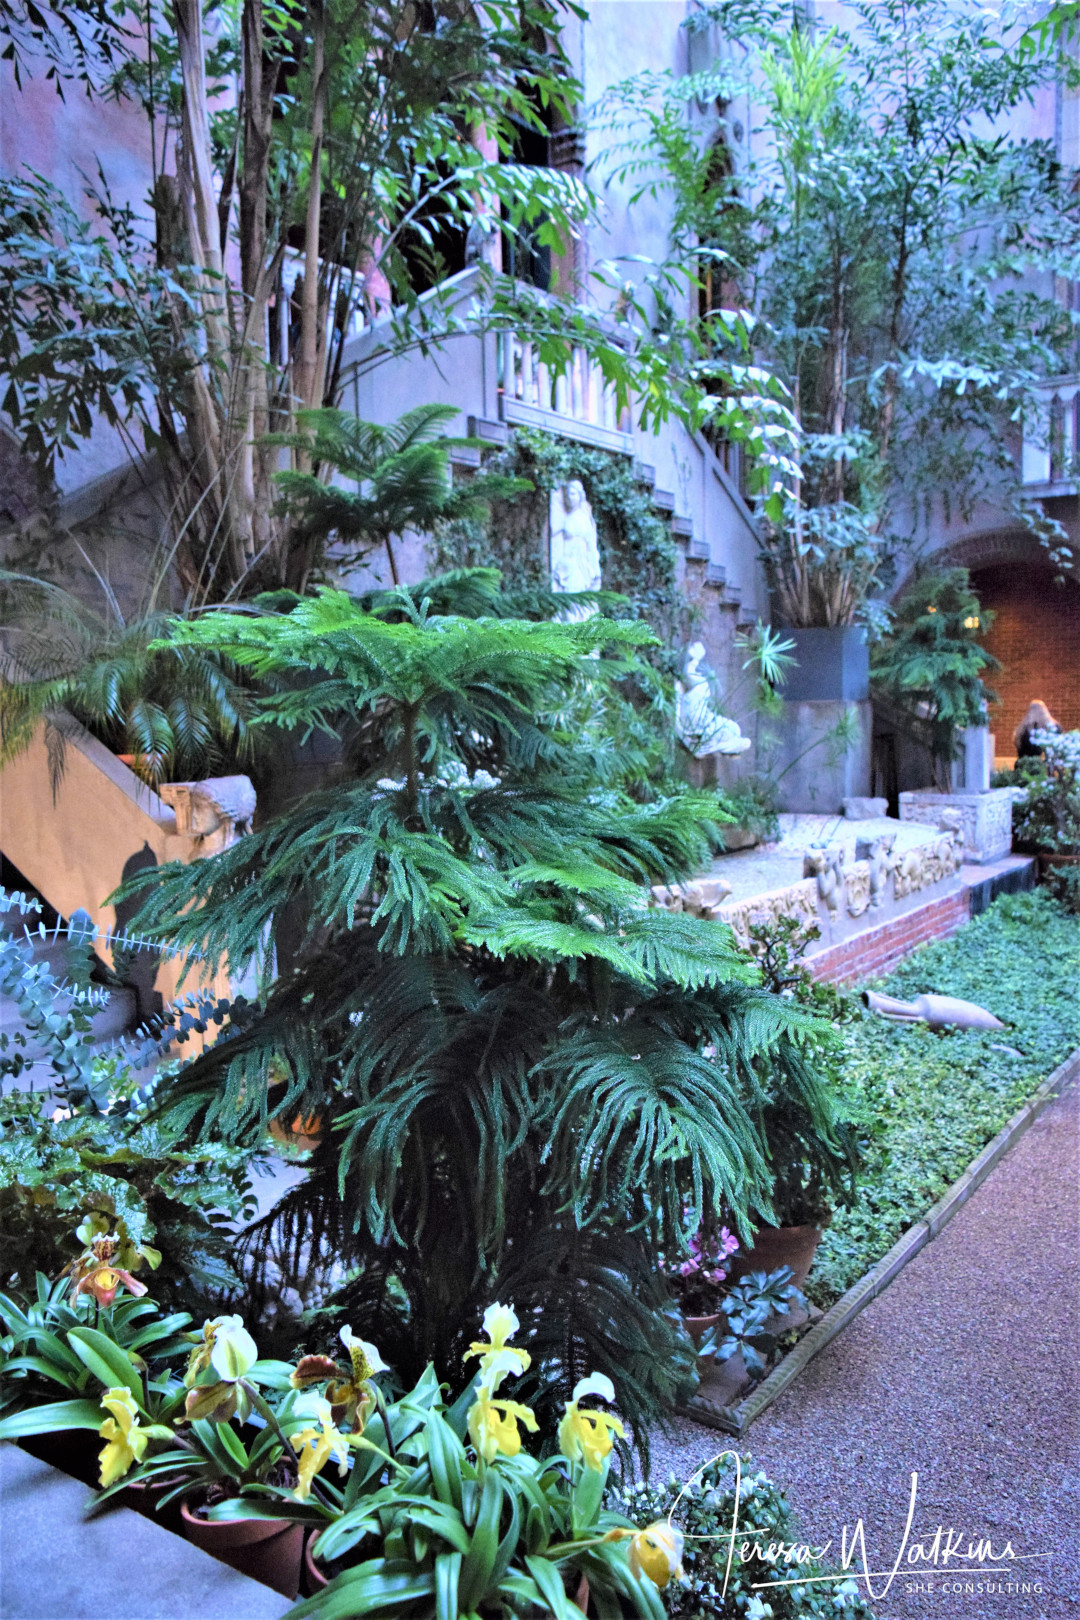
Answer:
[571, 348, 584, 419]
[554, 369, 569, 416]
[537, 359, 551, 411]
[585, 356, 599, 424]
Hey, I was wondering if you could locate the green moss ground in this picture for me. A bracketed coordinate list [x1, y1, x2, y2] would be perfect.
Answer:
[808, 890, 1080, 1306]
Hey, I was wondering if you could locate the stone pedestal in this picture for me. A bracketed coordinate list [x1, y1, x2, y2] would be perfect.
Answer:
[956, 727, 993, 794]
[898, 788, 1014, 864]
[773, 700, 872, 814]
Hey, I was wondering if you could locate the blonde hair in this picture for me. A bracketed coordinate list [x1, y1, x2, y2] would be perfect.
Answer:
[1014, 700, 1059, 753]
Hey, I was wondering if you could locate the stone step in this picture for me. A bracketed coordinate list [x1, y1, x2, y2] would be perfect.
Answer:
[0, 1443, 291, 1620]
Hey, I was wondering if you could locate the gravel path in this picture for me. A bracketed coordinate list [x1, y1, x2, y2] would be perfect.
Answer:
[652, 1081, 1080, 1620]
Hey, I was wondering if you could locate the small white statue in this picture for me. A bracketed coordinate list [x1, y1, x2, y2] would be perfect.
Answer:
[549, 480, 602, 598]
[676, 642, 752, 758]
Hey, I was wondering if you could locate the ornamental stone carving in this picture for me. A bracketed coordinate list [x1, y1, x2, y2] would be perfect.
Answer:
[159, 775, 257, 855]
[855, 831, 897, 911]
[892, 827, 963, 898]
[803, 846, 845, 916]
[898, 787, 1014, 864]
[650, 876, 733, 919]
[844, 862, 872, 919]
[719, 879, 820, 952]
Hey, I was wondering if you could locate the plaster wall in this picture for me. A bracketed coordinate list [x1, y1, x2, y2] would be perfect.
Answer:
[0, 718, 232, 1019]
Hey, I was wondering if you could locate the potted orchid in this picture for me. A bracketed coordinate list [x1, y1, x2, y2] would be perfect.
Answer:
[258, 1304, 675, 1617]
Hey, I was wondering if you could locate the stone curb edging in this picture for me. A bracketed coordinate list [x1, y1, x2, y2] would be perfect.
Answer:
[682, 1043, 1080, 1437]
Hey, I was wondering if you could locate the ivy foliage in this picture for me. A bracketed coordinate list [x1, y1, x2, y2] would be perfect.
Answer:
[120, 571, 853, 1446]
[433, 428, 683, 646]
[809, 890, 1080, 1307]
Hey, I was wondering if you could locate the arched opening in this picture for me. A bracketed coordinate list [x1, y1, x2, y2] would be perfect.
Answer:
[971, 562, 1080, 762]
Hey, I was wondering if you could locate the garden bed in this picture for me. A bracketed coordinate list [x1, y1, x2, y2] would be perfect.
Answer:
[684, 889, 1080, 1432]
[810, 889, 1080, 1307]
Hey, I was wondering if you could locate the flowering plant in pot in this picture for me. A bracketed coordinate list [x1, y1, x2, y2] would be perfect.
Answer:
[659, 1223, 741, 1332]
[257, 1304, 673, 1618]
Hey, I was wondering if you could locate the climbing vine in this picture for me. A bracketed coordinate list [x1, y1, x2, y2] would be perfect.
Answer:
[433, 427, 687, 645]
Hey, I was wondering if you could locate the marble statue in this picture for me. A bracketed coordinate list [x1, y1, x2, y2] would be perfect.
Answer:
[676, 642, 752, 758]
[803, 844, 845, 916]
[863, 989, 1004, 1032]
[549, 480, 602, 597]
[159, 775, 257, 854]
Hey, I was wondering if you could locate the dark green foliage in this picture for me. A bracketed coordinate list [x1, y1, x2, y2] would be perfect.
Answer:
[0, 1093, 256, 1303]
[0, 574, 259, 788]
[432, 427, 683, 645]
[270, 405, 532, 591]
[870, 569, 997, 786]
[741, 913, 860, 1225]
[121, 573, 850, 1447]
[810, 890, 1080, 1305]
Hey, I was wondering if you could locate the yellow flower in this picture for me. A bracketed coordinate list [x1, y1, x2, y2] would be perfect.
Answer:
[629, 1521, 685, 1589]
[98, 1388, 149, 1487]
[557, 1373, 625, 1471]
[466, 1386, 538, 1464]
[289, 1400, 357, 1501]
[464, 1302, 530, 1390]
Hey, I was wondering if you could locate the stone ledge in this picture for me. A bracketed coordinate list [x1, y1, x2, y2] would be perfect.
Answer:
[0, 1445, 291, 1620]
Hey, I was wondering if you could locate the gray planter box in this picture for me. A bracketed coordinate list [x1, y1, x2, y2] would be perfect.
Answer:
[782, 626, 869, 702]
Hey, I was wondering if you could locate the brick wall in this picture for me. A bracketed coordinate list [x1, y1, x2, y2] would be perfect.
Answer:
[807, 890, 972, 985]
[972, 563, 1080, 749]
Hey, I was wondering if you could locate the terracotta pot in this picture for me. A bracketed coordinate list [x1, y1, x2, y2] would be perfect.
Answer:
[303, 1533, 331, 1593]
[268, 1112, 325, 1154]
[1038, 852, 1080, 876]
[681, 1312, 721, 1348]
[180, 1499, 304, 1598]
[728, 1224, 822, 1290]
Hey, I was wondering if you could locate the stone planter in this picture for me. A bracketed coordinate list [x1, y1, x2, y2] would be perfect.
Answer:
[781, 627, 869, 702]
[899, 788, 1014, 864]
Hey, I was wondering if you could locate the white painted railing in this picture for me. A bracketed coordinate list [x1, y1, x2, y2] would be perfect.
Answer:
[497, 332, 633, 453]
[1022, 375, 1079, 489]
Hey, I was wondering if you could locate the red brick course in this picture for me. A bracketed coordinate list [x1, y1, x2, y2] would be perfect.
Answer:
[807, 890, 971, 986]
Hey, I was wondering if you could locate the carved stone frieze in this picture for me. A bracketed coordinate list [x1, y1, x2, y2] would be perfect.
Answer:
[718, 879, 820, 951]
[898, 788, 1014, 863]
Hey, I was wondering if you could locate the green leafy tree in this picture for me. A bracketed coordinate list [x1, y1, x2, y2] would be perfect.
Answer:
[602, 0, 1078, 618]
[122, 573, 854, 1443]
[271, 404, 530, 588]
[871, 568, 998, 789]
[0, 0, 797, 601]
[0, 571, 259, 788]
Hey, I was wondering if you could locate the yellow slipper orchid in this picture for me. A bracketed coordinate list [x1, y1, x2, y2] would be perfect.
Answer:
[97, 1388, 171, 1488]
[289, 1400, 357, 1501]
[464, 1302, 530, 1389]
[466, 1385, 539, 1464]
[557, 1373, 625, 1471]
[629, 1520, 685, 1588]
